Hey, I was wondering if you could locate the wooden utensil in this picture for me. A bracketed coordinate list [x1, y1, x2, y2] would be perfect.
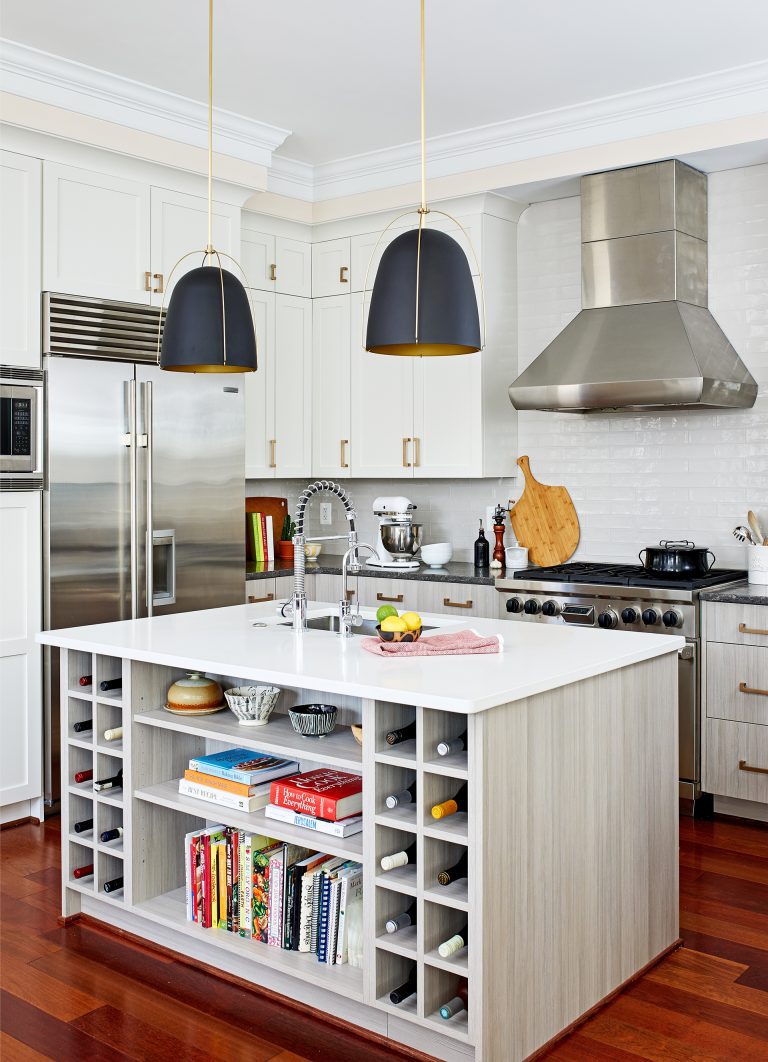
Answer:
[246, 496, 289, 560]
[509, 456, 580, 566]
[748, 510, 767, 547]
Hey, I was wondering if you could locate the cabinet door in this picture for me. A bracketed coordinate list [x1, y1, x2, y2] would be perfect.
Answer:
[350, 224, 409, 292]
[350, 292, 414, 478]
[244, 290, 276, 479]
[312, 295, 351, 478]
[413, 351, 483, 477]
[150, 187, 240, 303]
[246, 578, 277, 604]
[273, 295, 312, 477]
[0, 491, 42, 808]
[414, 580, 500, 618]
[241, 226, 275, 291]
[312, 238, 351, 298]
[43, 162, 150, 303]
[0, 152, 41, 368]
[275, 237, 311, 297]
[356, 577, 411, 608]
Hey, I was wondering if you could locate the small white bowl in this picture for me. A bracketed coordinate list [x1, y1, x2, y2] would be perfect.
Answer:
[224, 685, 280, 726]
[505, 545, 529, 569]
[304, 542, 322, 561]
[421, 542, 452, 567]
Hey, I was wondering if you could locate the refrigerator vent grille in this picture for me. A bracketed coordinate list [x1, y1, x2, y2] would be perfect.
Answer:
[0, 365, 45, 382]
[44, 293, 165, 363]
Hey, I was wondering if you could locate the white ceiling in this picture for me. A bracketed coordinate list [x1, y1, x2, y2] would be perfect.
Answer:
[2, 0, 768, 165]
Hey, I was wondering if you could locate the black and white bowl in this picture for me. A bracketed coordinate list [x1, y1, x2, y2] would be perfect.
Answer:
[288, 703, 338, 738]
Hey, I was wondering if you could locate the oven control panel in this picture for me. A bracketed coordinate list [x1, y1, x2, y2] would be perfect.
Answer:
[503, 591, 695, 638]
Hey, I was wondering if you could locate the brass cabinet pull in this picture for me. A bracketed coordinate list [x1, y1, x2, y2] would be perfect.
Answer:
[444, 597, 473, 609]
[248, 592, 275, 604]
[153, 273, 164, 293]
[345, 588, 354, 602]
[340, 439, 349, 469]
[377, 592, 404, 603]
[144, 272, 164, 293]
[144, 270, 153, 292]
[269, 263, 277, 282]
[739, 623, 768, 637]
[269, 439, 276, 468]
[413, 437, 421, 467]
[739, 681, 768, 697]
[402, 438, 412, 468]
[339, 266, 349, 284]
[739, 759, 768, 775]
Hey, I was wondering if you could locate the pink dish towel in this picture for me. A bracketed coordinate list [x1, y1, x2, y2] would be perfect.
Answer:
[362, 629, 503, 657]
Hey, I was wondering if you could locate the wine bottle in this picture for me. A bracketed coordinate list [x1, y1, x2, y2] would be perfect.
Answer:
[389, 963, 418, 1005]
[386, 720, 416, 746]
[385, 780, 416, 809]
[436, 729, 467, 757]
[99, 678, 122, 692]
[72, 863, 94, 879]
[380, 840, 416, 873]
[78, 674, 92, 687]
[103, 727, 123, 742]
[103, 876, 124, 893]
[73, 768, 93, 784]
[386, 900, 417, 934]
[473, 520, 489, 568]
[437, 850, 468, 887]
[93, 768, 123, 792]
[100, 827, 124, 843]
[439, 979, 468, 1020]
[431, 782, 468, 820]
[72, 719, 93, 733]
[438, 923, 468, 958]
[73, 817, 93, 834]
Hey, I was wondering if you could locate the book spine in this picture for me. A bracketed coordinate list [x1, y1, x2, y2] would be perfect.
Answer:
[265, 515, 274, 560]
[335, 875, 349, 963]
[336, 870, 363, 964]
[217, 842, 227, 929]
[179, 780, 267, 812]
[209, 840, 218, 929]
[239, 835, 251, 936]
[260, 513, 268, 564]
[255, 513, 264, 564]
[226, 829, 233, 933]
[252, 855, 270, 944]
[188, 758, 297, 787]
[233, 830, 239, 932]
[270, 780, 330, 819]
[184, 769, 260, 796]
[185, 830, 194, 921]
[264, 804, 363, 837]
[267, 851, 284, 947]
[309, 872, 321, 954]
[326, 878, 341, 966]
[283, 866, 296, 950]
[317, 873, 331, 963]
[298, 871, 315, 952]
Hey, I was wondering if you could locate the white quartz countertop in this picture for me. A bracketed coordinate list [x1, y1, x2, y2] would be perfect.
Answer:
[39, 601, 684, 714]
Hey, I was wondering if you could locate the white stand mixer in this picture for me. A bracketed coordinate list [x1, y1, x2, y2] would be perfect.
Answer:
[368, 496, 423, 570]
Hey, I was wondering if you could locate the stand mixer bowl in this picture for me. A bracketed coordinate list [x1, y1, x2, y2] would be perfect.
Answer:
[380, 522, 423, 561]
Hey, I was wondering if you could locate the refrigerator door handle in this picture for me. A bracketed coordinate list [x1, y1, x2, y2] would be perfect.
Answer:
[143, 380, 154, 617]
[151, 529, 176, 606]
[126, 378, 139, 620]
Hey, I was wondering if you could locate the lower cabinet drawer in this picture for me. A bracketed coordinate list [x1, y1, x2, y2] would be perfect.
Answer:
[705, 718, 768, 802]
[245, 577, 276, 604]
[706, 642, 768, 724]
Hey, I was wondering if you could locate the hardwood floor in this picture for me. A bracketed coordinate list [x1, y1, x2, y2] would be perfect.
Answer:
[2, 815, 768, 1061]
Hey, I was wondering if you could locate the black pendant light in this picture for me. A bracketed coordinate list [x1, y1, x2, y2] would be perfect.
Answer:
[366, 0, 482, 357]
[159, 0, 256, 373]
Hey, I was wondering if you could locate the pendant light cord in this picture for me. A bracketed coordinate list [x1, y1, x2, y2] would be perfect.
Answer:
[207, 0, 213, 253]
[419, 0, 427, 214]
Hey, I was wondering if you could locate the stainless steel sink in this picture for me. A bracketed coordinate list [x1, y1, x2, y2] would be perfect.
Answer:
[279, 615, 435, 636]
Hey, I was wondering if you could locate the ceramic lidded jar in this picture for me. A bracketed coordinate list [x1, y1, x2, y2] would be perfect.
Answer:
[167, 672, 223, 711]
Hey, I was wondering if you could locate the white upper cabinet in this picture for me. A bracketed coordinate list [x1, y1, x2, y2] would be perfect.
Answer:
[273, 295, 312, 477]
[244, 289, 276, 479]
[241, 224, 311, 297]
[312, 295, 351, 478]
[350, 226, 405, 293]
[312, 238, 351, 298]
[43, 162, 150, 304]
[241, 227, 275, 291]
[0, 152, 41, 368]
[413, 349, 484, 477]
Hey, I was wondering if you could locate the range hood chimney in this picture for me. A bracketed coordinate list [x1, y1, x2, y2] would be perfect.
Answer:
[509, 160, 757, 413]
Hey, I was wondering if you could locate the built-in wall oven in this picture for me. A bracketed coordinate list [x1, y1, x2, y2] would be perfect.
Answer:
[0, 366, 44, 490]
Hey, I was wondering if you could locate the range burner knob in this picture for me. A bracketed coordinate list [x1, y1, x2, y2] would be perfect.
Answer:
[662, 609, 683, 629]
[506, 597, 523, 614]
[598, 609, 618, 629]
[642, 608, 660, 626]
[523, 598, 541, 615]
[621, 607, 639, 624]
[542, 600, 561, 617]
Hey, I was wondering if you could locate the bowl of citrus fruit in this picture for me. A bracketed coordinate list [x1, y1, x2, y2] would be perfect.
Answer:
[376, 604, 423, 642]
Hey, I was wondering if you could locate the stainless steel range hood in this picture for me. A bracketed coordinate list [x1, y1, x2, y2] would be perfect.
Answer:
[509, 160, 757, 413]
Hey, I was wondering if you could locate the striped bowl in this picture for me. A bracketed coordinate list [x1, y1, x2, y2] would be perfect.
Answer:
[376, 624, 422, 643]
[289, 703, 338, 738]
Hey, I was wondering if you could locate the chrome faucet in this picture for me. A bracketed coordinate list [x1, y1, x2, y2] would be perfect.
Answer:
[339, 542, 378, 637]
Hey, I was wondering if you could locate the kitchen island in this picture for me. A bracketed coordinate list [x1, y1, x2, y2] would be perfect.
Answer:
[40, 602, 683, 1062]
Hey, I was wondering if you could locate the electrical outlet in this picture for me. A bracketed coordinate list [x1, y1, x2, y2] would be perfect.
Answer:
[320, 502, 332, 526]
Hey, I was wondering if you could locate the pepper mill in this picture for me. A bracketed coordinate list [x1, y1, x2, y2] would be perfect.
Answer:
[492, 524, 506, 569]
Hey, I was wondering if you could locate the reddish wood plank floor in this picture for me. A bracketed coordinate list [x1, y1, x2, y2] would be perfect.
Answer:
[2, 815, 767, 1061]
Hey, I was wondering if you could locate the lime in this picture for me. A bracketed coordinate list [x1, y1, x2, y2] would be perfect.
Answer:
[376, 604, 398, 623]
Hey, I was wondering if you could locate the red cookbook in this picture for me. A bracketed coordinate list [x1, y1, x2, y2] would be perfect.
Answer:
[270, 769, 363, 822]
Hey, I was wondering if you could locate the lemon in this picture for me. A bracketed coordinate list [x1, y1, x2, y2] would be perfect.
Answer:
[381, 616, 408, 632]
[376, 604, 398, 623]
[401, 611, 422, 631]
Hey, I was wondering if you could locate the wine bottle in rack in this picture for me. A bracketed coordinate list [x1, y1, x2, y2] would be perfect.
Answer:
[102, 727, 123, 742]
[94, 768, 123, 792]
[78, 674, 92, 687]
[389, 963, 418, 1005]
[73, 768, 93, 784]
[380, 840, 416, 872]
[438, 923, 468, 958]
[73, 818, 93, 834]
[437, 850, 468, 886]
[100, 827, 123, 843]
[436, 729, 467, 757]
[385, 780, 417, 809]
[99, 678, 122, 692]
[72, 863, 94, 879]
[386, 899, 417, 934]
[431, 782, 468, 820]
[439, 979, 468, 1020]
[103, 876, 124, 893]
[386, 720, 416, 746]
[72, 719, 93, 733]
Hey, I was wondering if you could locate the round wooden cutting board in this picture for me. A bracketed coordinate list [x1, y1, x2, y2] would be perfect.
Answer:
[509, 455, 580, 566]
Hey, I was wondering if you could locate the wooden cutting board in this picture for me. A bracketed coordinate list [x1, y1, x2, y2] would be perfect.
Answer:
[509, 456, 580, 566]
[245, 496, 289, 560]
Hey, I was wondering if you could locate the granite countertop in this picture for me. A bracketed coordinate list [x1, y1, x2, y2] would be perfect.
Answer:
[700, 580, 768, 606]
[246, 555, 497, 586]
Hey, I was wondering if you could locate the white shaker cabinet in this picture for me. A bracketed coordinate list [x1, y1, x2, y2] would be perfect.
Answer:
[241, 223, 311, 297]
[0, 152, 41, 369]
[312, 238, 351, 298]
[244, 289, 276, 478]
[312, 295, 351, 478]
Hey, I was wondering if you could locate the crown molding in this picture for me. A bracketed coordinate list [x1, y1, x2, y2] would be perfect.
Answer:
[0, 38, 291, 168]
[267, 154, 315, 201]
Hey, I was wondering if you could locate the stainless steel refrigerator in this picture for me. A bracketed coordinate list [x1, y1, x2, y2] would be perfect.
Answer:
[42, 293, 245, 807]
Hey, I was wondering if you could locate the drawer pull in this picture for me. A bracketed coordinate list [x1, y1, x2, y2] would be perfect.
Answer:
[339, 266, 349, 283]
[739, 759, 768, 776]
[739, 681, 768, 698]
[739, 623, 768, 637]
[248, 592, 275, 604]
[377, 592, 403, 603]
[444, 597, 473, 609]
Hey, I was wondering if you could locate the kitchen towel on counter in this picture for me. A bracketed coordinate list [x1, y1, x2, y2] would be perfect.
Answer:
[362, 630, 503, 657]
